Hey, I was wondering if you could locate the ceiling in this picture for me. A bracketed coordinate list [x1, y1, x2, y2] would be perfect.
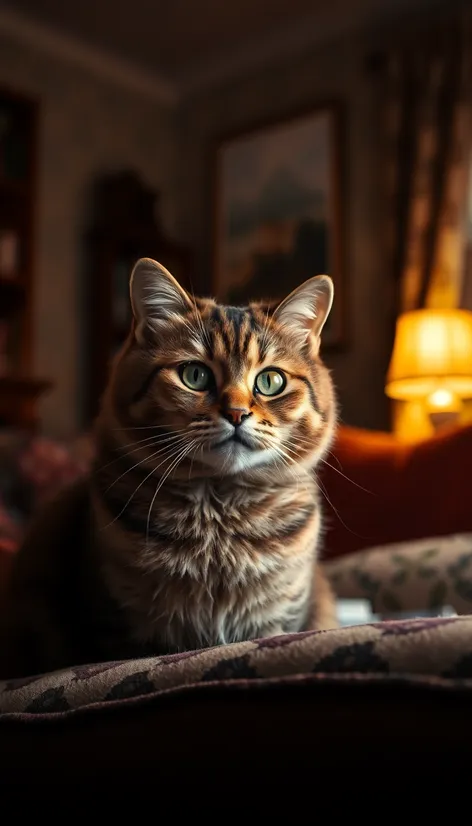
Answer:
[0, 0, 447, 101]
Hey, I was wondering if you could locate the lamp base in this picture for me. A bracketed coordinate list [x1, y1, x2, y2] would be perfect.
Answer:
[428, 410, 461, 431]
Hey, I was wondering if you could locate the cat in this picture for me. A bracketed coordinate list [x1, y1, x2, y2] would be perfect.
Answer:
[0, 257, 338, 679]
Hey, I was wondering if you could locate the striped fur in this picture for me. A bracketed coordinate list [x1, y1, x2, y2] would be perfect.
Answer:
[0, 259, 338, 677]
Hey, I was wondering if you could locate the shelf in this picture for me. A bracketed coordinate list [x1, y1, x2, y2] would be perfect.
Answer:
[0, 86, 37, 407]
[0, 375, 52, 395]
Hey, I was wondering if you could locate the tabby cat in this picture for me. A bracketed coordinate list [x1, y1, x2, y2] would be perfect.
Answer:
[0, 258, 338, 679]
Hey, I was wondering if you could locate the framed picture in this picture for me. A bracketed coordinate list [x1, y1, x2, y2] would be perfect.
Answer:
[213, 104, 344, 347]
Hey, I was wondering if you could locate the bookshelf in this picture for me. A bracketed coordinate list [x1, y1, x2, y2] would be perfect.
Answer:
[0, 86, 52, 428]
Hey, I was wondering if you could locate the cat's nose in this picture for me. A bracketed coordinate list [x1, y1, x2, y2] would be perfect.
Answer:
[222, 408, 253, 427]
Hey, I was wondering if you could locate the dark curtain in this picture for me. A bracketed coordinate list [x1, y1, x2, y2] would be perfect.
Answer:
[380, 9, 472, 337]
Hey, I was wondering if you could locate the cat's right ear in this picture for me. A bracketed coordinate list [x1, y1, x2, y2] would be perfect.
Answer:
[130, 257, 193, 344]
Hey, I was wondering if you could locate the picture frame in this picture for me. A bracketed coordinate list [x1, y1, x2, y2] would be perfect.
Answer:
[213, 103, 345, 347]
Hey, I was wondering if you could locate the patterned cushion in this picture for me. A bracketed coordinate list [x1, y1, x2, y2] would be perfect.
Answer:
[1, 616, 472, 718]
[325, 533, 472, 614]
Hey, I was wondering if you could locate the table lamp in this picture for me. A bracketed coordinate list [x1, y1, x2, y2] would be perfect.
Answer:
[385, 309, 472, 429]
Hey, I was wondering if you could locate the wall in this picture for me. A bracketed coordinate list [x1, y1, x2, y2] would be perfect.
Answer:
[0, 34, 177, 439]
[175, 35, 397, 431]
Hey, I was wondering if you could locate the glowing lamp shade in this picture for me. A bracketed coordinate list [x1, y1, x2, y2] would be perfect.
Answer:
[385, 309, 472, 401]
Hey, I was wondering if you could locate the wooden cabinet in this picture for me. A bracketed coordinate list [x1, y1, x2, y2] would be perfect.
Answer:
[85, 171, 192, 423]
[0, 87, 52, 429]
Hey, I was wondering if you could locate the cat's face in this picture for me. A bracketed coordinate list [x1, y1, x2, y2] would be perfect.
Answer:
[105, 259, 336, 479]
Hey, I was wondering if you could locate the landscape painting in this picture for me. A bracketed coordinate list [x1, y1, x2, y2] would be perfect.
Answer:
[213, 105, 343, 346]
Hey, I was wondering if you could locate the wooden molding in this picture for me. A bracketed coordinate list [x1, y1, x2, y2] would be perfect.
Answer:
[0, 7, 177, 106]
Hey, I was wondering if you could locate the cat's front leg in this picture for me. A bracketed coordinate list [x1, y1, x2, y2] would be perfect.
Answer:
[306, 563, 339, 631]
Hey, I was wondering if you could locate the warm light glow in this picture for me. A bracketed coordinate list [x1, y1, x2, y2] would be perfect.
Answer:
[385, 309, 472, 401]
[427, 388, 463, 413]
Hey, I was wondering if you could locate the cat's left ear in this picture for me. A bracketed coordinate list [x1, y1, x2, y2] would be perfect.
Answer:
[273, 275, 334, 348]
[130, 257, 193, 343]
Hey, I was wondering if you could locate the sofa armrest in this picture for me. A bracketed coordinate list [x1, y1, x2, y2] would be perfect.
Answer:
[321, 424, 472, 559]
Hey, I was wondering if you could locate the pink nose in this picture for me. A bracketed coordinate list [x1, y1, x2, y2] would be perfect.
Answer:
[222, 408, 252, 427]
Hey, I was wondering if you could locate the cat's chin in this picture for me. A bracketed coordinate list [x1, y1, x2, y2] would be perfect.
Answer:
[199, 441, 277, 475]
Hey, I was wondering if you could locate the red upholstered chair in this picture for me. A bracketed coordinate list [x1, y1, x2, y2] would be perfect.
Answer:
[321, 423, 472, 614]
[321, 423, 472, 559]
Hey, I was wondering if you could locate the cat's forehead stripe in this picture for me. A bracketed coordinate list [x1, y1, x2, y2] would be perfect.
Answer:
[241, 323, 253, 356]
[225, 307, 250, 359]
[198, 303, 270, 363]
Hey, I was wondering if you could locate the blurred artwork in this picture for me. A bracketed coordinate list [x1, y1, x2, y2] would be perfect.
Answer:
[214, 106, 344, 346]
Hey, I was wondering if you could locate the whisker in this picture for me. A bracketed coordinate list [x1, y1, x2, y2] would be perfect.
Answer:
[112, 424, 179, 432]
[113, 421, 214, 443]
[320, 458, 374, 495]
[271, 450, 285, 479]
[95, 432, 191, 473]
[314, 476, 364, 538]
[325, 448, 343, 471]
[146, 441, 196, 544]
[116, 428, 190, 451]
[114, 427, 188, 450]
[277, 435, 366, 537]
[105, 436, 190, 491]
[272, 446, 303, 492]
[280, 440, 302, 459]
[101, 440, 193, 531]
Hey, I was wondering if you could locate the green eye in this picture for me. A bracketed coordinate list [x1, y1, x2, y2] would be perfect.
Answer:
[255, 369, 286, 397]
[180, 362, 212, 391]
